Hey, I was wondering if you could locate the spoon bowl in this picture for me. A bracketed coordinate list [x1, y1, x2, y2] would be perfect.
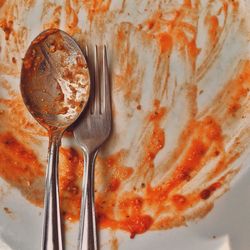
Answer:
[21, 29, 90, 129]
[20, 29, 90, 250]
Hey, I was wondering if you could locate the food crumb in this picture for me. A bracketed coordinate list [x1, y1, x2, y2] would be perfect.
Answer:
[212, 235, 216, 239]
[136, 104, 142, 110]
[12, 57, 16, 64]
[4, 207, 11, 214]
[49, 44, 56, 53]
[3, 207, 15, 218]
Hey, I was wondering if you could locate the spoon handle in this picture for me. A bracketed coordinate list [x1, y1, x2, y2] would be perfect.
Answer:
[42, 131, 63, 250]
[78, 149, 98, 250]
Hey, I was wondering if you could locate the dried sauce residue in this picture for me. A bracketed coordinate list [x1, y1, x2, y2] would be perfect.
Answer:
[0, 0, 249, 244]
[0, 18, 13, 40]
[59, 147, 83, 221]
[0, 132, 44, 205]
[21, 29, 90, 128]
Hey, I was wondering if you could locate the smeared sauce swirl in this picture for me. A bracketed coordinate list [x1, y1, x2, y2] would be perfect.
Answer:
[0, 0, 249, 243]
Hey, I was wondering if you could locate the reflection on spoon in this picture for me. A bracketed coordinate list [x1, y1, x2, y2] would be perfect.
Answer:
[20, 29, 90, 250]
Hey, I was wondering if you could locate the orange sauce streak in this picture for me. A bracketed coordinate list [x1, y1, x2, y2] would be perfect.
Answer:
[94, 101, 166, 237]
[200, 182, 221, 200]
[65, 0, 80, 34]
[0, 18, 13, 40]
[146, 116, 223, 204]
[0, 0, 5, 8]
[183, 0, 192, 8]
[24, 0, 35, 8]
[120, 215, 153, 239]
[138, 3, 200, 69]
[171, 180, 222, 212]
[84, 0, 111, 22]
[146, 100, 166, 165]
[0, 134, 84, 221]
[206, 15, 219, 46]
[97, 193, 153, 238]
[59, 147, 83, 221]
[95, 150, 154, 237]
[0, 132, 44, 205]
[156, 33, 173, 53]
[102, 151, 134, 188]
[227, 62, 250, 115]
[43, 5, 62, 30]
[171, 194, 188, 210]
[111, 235, 118, 250]
[113, 25, 142, 102]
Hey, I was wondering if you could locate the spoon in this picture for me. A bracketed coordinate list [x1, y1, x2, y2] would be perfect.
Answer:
[20, 29, 90, 250]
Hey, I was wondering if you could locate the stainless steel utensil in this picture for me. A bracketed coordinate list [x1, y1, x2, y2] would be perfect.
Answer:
[73, 45, 112, 250]
[20, 29, 90, 250]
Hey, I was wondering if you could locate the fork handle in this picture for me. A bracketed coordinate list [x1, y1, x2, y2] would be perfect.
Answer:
[78, 149, 98, 250]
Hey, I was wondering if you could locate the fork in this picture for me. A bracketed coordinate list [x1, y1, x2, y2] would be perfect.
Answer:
[73, 45, 112, 250]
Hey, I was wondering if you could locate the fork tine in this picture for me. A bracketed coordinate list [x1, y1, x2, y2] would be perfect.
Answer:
[102, 45, 111, 114]
[94, 45, 101, 114]
[84, 45, 89, 60]
[85, 45, 89, 57]
[83, 45, 93, 115]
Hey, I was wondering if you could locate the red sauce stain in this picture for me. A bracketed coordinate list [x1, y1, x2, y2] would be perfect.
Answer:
[94, 152, 136, 233]
[0, 132, 43, 180]
[145, 100, 166, 165]
[103, 151, 134, 186]
[206, 15, 219, 46]
[84, 0, 111, 22]
[183, 0, 192, 8]
[94, 101, 167, 237]
[188, 39, 200, 68]
[146, 116, 223, 203]
[59, 147, 83, 221]
[111, 235, 118, 250]
[145, 127, 165, 164]
[138, 3, 200, 68]
[107, 178, 120, 192]
[200, 182, 221, 200]
[227, 61, 250, 115]
[156, 33, 173, 54]
[172, 194, 188, 210]
[113, 25, 143, 102]
[0, 132, 44, 205]
[121, 215, 153, 239]
[232, 0, 239, 10]
[0, 133, 83, 221]
[96, 193, 153, 238]
[0, 0, 6, 8]
[43, 5, 62, 30]
[119, 196, 144, 217]
[65, 0, 80, 34]
[151, 140, 207, 201]
[24, 0, 35, 8]
[0, 18, 13, 40]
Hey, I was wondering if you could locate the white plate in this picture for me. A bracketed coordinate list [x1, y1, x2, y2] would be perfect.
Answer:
[0, 1, 249, 250]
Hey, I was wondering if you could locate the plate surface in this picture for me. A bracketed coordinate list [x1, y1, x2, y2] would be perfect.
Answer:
[0, 1, 249, 250]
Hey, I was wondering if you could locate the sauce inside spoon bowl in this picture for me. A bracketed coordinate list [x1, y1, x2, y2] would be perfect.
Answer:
[21, 29, 90, 130]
